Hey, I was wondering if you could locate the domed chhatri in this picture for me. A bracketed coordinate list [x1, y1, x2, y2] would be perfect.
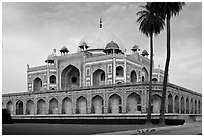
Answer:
[105, 40, 119, 50]
[103, 40, 122, 54]
[45, 53, 55, 63]
[141, 50, 149, 56]
[59, 46, 69, 55]
[79, 41, 89, 51]
[131, 44, 140, 52]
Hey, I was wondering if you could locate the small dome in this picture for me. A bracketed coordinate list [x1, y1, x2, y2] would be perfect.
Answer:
[45, 53, 55, 63]
[105, 40, 119, 50]
[60, 46, 69, 53]
[131, 44, 140, 52]
[141, 50, 149, 56]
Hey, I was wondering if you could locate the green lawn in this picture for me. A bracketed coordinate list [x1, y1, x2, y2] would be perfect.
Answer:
[2, 123, 166, 135]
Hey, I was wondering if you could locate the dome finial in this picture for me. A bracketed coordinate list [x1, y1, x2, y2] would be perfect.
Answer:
[99, 16, 102, 29]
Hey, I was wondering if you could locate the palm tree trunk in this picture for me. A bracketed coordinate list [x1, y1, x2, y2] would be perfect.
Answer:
[160, 14, 171, 124]
[147, 33, 153, 124]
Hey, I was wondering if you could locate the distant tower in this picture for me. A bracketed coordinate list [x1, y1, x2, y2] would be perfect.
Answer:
[99, 17, 103, 29]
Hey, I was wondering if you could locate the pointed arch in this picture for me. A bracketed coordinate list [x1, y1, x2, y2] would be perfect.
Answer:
[62, 97, 72, 114]
[130, 70, 137, 83]
[6, 101, 13, 115]
[108, 94, 122, 114]
[76, 96, 87, 114]
[116, 66, 124, 77]
[61, 65, 80, 89]
[26, 99, 34, 115]
[127, 92, 141, 113]
[33, 77, 42, 91]
[175, 95, 179, 113]
[168, 93, 173, 113]
[181, 96, 185, 114]
[142, 67, 148, 81]
[190, 99, 194, 114]
[151, 94, 161, 113]
[195, 100, 197, 114]
[198, 100, 201, 114]
[49, 98, 59, 114]
[186, 98, 189, 114]
[16, 100, 23, 115]
[50, 75, 56, 84]
[93, 69, 106, 86]
[37, 99, 46, 115]
[91, 95, 104, 114]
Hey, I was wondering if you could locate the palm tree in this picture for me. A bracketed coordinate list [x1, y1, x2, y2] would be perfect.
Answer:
[136, 2, 165, 124]
[150, 2, 185, 124]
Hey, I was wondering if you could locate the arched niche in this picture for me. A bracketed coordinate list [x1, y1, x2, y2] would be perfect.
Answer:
[126, 92, 141, 113]
[76, 96, 87, 114]
[61, 65, 80, 89]
[108, 94, 122, 114]
[130, 70, 137, 83]
[62, 97, 72, 114]
[33, 77, 42, 91]
[16, 100, 23, 115]
[49, 98, 59, 114]
[91, 95, 104, 114]
[37, 99, 46, 115]
[26, 99, 34, 115]
[93, 69, 105, 86]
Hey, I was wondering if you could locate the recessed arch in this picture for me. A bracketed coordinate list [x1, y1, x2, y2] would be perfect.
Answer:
[181, 96, 185, 114]
[76, 96, 87, 114]
[116, 66, 124, 77]
[152, 78, 158, 82]
[91, 95, 104, 114]
[126, 92, 141, 113]
[175, 95, 179, 113]
[26, 99, 34, 115]
[151, 94, 161, 113]
[168, 93, 173, 113]
[49, 98, 59, 114]
[16, 100, 23, 115]
[186, 98, 189, 114]
[195, 100, 197, 114]
[93, 69, 105, 86]
[6, 101, 13, 115]
[33, 77, 42, 91]
[108, 94, 122, 114]
[50, 75, 56, 84]
[130, 70, 137, 83]
[142, 67, 148, 82]
[37, 99, 46, 115]
[61, 65, 80, 89]
[198, 100, 201, 114]
[190, 99, 194, 114]
[62, 97, 72, 114]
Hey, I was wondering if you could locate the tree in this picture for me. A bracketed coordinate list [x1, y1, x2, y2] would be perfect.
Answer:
[136, 2, 165, 124]
[150, 2, 185, 124]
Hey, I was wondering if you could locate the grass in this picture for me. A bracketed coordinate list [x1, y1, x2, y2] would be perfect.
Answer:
[2, 123, 167, 135]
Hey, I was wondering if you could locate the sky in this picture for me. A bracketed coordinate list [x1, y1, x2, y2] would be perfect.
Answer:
[2, 2, 202, 94]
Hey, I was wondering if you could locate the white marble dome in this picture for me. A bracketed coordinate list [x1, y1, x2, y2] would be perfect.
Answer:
[79, 28, 125, 52]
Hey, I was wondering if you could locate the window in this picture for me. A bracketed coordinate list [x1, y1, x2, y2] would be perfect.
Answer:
[101, 72, 105, 81]
[108, 64, 112, 73]
[116, 66, 124, 76]
[86, 68, 90, 76]
[71, 77, 77, 83]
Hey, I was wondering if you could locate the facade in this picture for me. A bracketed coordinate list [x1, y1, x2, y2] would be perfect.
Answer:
[2, 19, 202, 116]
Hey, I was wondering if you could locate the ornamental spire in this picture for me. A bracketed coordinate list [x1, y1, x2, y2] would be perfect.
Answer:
[99, 16, 102, 29]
